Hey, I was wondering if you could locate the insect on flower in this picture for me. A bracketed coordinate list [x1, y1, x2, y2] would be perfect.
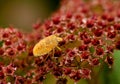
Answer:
[33, 35, 63, 57]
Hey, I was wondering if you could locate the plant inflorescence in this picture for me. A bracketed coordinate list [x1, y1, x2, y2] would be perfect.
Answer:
[0, 0, 120, 84]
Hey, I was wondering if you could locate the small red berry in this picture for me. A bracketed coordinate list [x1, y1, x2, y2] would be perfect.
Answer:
[53, 67, 63, 77]
[59, 40, 66, 46]
[94, 28, 103, 37]
[54, 51, 62, 57]
[67, 22, 75, 30]
[66, 12, 72, 18]
[33, 22, 41, 30]
[6, 68, 12, 74]
[16, 31, 23, 38]
[83, 38, 91, 44]
[80, 32, 88, 40]
[68, 50, 76, 57]
[69, 70, 81, 81]
[91, 58, 99, 65]
[106, 56, 113, 65]
[67, 34, 75, 41]
[117, 10, 120, 17]
[2, 33, 9, 38]
[52, 16, 60, 24]
[96, 47, 104, 55]
[17, 45, 23, 51]
[78, 45, 88, 51]
[101, 13, 108, 20]
[7, 48, 15, 56]
[5, 39, 12, 45]
[81, 51, 90, 59]
[44, 20, 52, 30]
[107, 15, 114, 22]
[28, 47, 33, 56]
[107, 46, 114, 53]
[57, 27, 64, 33]
[0, 71, 4, 79]
[107, 31, 116, 39]
[115, 40, 120, 49]
[0, 48, 4, 55]
[81, 7, 88, 13]
[64, 68, 72, 75]
[81, 68, 91, 79]
[92, 39, 100, 46]
[44, 31, 52, 37]
[114, 23, 120, 30]
[86, 20, 94, 28]
[97, 21, 107, 28]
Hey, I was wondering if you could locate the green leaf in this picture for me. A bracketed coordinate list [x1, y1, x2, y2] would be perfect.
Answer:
[14, 69, 26, 77]
[43, 73, 56, 84]
[89, 46, 95, 54]
[6, 75, 15, 84]
[17, 52, 28, 60]
[0, 57, 3, 61]
[112, 50, 120, 84]
[99, 50, 120, 84]
[3, 57, 11, 65]
[0, 40, 4, 47]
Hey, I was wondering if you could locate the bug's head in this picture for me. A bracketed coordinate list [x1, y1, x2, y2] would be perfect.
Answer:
[56, 37, 63, 42]
[51, 34, 63, 42]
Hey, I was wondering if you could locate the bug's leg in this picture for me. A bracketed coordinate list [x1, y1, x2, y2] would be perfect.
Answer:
[56, 46, 61, 51]
[44, 53, 49, 61]
[52, 48, 55, 57]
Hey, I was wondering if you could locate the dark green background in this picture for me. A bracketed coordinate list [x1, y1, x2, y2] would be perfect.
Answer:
[0, 0, 60, 32]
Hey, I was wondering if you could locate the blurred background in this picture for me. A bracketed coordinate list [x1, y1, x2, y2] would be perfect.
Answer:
[0, 0, 60, 32]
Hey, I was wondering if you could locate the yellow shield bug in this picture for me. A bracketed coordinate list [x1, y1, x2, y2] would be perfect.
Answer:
[33, 35, 63, 57]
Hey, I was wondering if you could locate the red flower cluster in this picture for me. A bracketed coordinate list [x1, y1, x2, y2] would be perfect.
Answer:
[0, 27, 26, 56]
[0, 27, 30, 83]
[32, 0, 120, 83]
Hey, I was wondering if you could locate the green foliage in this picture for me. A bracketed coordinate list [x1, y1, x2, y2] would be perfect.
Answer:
[89, 46, 95, 54]
[0, 56, 11, 66]
[112, 50, 120, 84]
[0, 40, 4, 47]
[6, 75, 15, 84]
[14, 69, 26, 77]
[99, 50, 120, 84]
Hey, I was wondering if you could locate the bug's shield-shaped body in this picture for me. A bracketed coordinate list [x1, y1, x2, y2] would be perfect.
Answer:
[33, 35, 62, 57]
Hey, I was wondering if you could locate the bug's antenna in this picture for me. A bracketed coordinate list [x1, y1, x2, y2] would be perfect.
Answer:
[56, 46, 61, 51]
